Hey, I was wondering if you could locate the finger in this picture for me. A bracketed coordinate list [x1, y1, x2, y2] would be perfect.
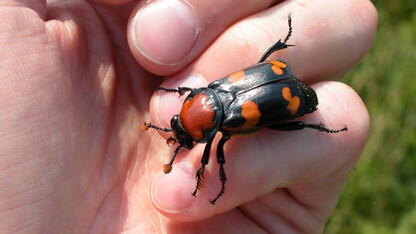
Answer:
[151, 82, 369, 221]
[127, 0, 280, 75]
[150, 0, 377, 130]
[0, 0, 47, 19]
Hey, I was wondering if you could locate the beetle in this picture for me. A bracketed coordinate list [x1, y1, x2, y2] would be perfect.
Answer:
[142, 14, 347, 205]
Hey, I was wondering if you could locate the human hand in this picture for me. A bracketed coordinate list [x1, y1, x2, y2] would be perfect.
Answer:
[0, 0, 376, 232]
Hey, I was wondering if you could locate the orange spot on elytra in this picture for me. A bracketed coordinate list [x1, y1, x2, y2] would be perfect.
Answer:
[228, 70, 245, 83]
[270, 61, 287, 75]
[241, 101, 261, 126]
[282, 87, 300, 115]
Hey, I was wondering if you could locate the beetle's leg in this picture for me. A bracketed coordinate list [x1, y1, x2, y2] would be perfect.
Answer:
[210, 134, 231, 205]
[258, 14, 294, 63]
[267, 121, 348, 133]
[192, 137, 214, 197]
[157, 87, 194, 96]
[163, 146, 182, 174]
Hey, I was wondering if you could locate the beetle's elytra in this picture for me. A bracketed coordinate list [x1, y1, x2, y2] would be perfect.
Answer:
[142, 14, 347, 205]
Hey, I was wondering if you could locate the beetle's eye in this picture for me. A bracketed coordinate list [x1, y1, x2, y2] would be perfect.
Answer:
[166, 137, 177, 147]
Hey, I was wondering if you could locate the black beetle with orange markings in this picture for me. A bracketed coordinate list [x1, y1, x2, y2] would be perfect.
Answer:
[142, 14, 347, 205]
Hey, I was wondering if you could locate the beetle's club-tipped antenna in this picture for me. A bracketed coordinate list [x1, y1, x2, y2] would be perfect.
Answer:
[142, 122, 178, 147]
[141, 122, 172, 132]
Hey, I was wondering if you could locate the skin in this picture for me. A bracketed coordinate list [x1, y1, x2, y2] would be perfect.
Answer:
[0, 0, 376, 233]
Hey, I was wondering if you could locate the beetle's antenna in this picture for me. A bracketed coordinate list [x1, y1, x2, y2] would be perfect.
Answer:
[283, 13, 293, 44]
[141, 122, 172, 132]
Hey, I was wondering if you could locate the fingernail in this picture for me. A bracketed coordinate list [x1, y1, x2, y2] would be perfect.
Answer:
[155, 74, 207, 126]
[151, 162, 196, 212]
[131, 0, 198, 65]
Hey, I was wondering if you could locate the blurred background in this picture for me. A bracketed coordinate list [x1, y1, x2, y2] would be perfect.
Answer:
[325, 0, 416, 233]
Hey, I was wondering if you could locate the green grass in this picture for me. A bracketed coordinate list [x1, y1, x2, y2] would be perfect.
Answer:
[325, 1, 416, 233]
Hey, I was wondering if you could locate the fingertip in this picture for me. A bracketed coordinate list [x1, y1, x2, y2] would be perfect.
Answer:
[353, 0, 378, 41]
[151, 162, 197, 214]
[315, 82, 370, 134]
[313, 81, 370, 163]
[127, 0, 279, 75]
[128, 0, 198, 75]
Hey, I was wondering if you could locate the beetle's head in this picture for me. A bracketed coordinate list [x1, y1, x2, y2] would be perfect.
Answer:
[170, 115, 194, 149]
